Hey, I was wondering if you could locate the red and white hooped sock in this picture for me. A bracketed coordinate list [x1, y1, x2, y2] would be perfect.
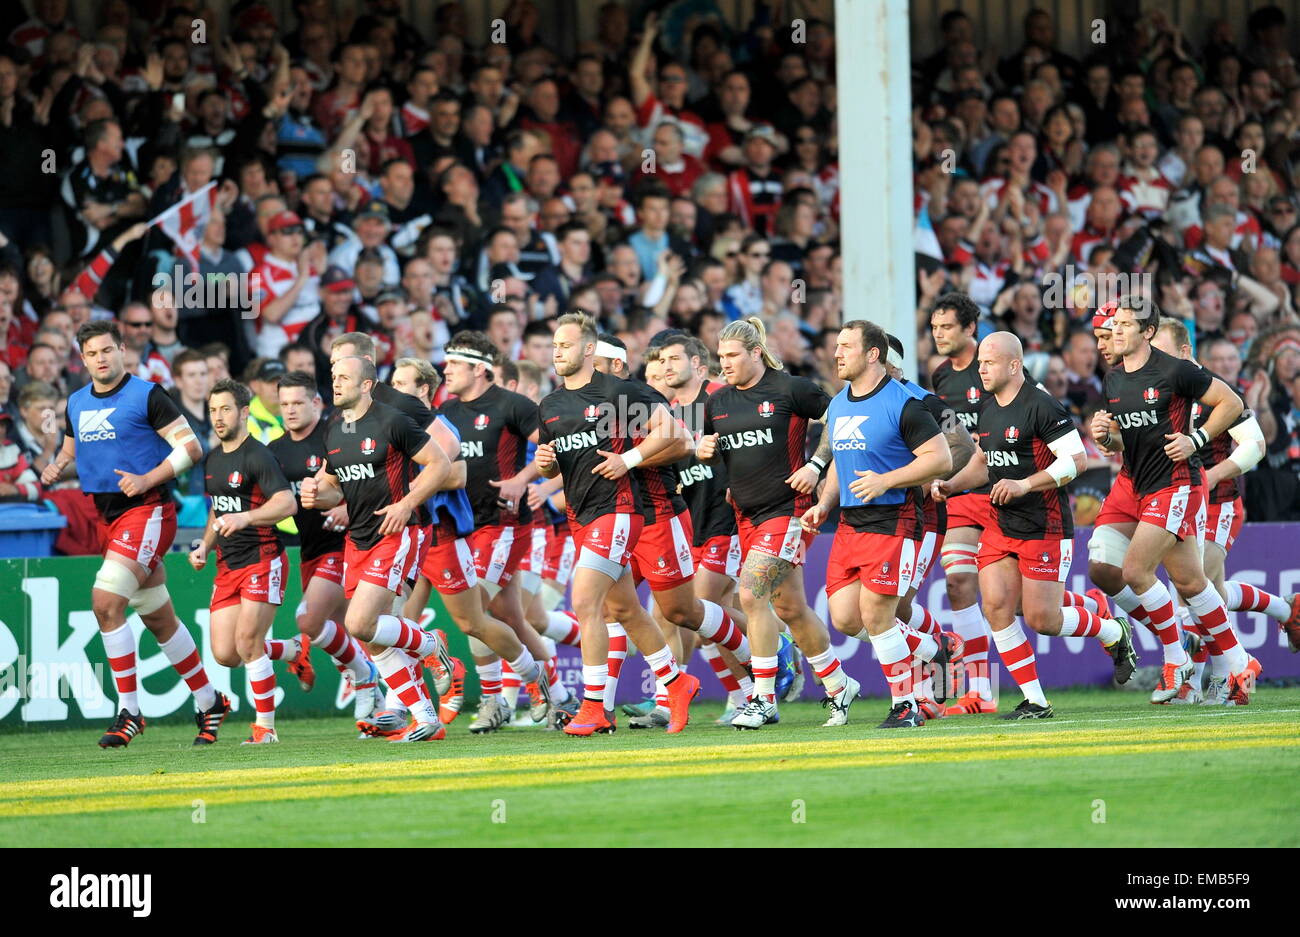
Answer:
[805, 648, 847, 695]
[315, 619, 370, 682]
[1135, 582, 1187, 664]
[696, 600, 750, 663]
[101, 624, 139, 714]
[950, 604, 991, 699]
[1223, 581, 1290, 621]
[476, 659, 503, 698]
[751, 654, 778, 701]
[263, 636, 297, 660]
[1063, 590, 1101, 614]
[604, 622, 627, 713]
[992, 620, 1047, 706]
[1058, 607, 1122, 643]
[907, 604, 942, 636]
[371, 614, 432, 654]
[868, 624, 915, 704]
[1184, 584, 1247, 673]
[157, 623, 216, 711]
[246, 655, 277, 728]
[544, 611, 582, 646]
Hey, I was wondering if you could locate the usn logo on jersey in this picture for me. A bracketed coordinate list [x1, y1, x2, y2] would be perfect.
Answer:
[78, 408, 117, 442]
[831, 415, 869, 451]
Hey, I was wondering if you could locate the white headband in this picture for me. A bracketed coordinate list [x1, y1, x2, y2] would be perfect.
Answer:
[887, 347, 904, 371]
[595, 341, 627, 364]
[445, 350, 494, 369]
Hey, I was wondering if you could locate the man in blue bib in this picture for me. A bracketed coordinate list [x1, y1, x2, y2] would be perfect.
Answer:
[43, 320, 228, 748]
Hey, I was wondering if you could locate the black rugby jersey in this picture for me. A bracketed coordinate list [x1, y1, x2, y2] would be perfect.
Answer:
[1190, 370, 1249, 504]
[537, 369, 654, 526]
[204, 435, 291, 570]
[976, 381, 1075, 539]
[268, 419, 345, 560]
[930, 355, 992, 494]
[627, 378, 688, 525]
[324, 400, 431, 550]
[702, 368, 829, 526]
[439, 384, 539, 527]
[674, 382, 737, 545]
[1103, 346, 1212, 496]
[373, 380, 432, 527]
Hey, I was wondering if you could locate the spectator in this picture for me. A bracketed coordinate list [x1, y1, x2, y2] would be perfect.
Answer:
[11, 379, 60, 478]
[168, 348, 214, 496]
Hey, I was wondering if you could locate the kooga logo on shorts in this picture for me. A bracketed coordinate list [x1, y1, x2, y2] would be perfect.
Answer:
[78, 408, 117, 442]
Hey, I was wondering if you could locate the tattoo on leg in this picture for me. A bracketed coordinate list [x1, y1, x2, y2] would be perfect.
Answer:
[742, 554, 795, 600]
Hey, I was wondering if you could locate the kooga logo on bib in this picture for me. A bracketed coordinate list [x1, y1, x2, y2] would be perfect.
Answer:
[78, 408, 117, 442]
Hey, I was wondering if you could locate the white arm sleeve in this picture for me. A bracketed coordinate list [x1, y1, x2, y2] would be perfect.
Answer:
[1045, 429, 1086, 486]
[1226, 416, 1266, 475]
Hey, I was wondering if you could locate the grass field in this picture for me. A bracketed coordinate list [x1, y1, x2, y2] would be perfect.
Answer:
[2, 688, 1297, 847]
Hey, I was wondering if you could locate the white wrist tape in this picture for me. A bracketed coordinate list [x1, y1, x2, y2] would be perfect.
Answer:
[1226, 416, 1266, 475]
[621, 447, 644, 470]
[167, 445, 194, 476]
[1045, 429, 1085, 486]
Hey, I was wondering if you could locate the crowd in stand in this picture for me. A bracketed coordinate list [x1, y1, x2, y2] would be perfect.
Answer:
[4, 0, 1300, 547]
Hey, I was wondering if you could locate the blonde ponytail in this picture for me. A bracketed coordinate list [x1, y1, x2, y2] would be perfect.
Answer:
[719, 316, 784, 371]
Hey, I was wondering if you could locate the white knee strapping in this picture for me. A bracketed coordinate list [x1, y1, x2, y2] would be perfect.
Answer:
[93, 561, 139, 600]
[295, 600, 308, 618]
[480, 579, 501, 600]
[1087, 525, 1131, 569]
[468, 636, 493, 658]
[518, 570, 541, 595]
[540, 582, 565, 612]
[129, 584, 169, 615]
[940, 542, 979, 577]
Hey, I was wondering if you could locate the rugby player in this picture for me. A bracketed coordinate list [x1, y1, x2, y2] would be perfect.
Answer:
[1151, 318, 1298, 701]
[928, 293, 997, 714]
[963, 333, 1137, 719]
[437, 334, 568, 727]
[535, 313, 701, 736]
[801, 320, 953, 727]
[188, 379, 298, 743]
[43, 320, 224, 748]
[301, 355, 455, 741]
[1090, 296, 1259, 705]
[593, 335, 750, 729]
[268, 371, 382, 726]
[699, 317, 846, 730]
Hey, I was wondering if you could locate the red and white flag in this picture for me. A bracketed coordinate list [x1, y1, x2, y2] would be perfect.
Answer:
[150, 181, 218, 265]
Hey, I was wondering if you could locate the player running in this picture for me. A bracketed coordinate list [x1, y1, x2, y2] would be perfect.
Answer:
[268, 371, 382, 725]
[661, 334, 756, 723]
[1090, 295, 1259, 705]
[325, 336, 459, 736]
[800, 321, 953, 727]
[947, 333, 1137, 719]
[592, 335, 750, 729]
[301, 355, 456, 741]
[698, 316, 848, 730]
[928, 293, 997, 714]
[1151, 318, 1298, 700]
[436, 334, 565, 728]
[42, 320, 226, 749]
[188, 379, 299, 743]
[535, 312, 701, 736]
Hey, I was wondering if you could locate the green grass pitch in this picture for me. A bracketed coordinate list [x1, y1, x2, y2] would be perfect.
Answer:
[2, 689, 1297, 847]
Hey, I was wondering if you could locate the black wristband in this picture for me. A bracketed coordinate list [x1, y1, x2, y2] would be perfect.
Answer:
[808, 456, 828, 477]
[1190, 428, 1209, 450]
